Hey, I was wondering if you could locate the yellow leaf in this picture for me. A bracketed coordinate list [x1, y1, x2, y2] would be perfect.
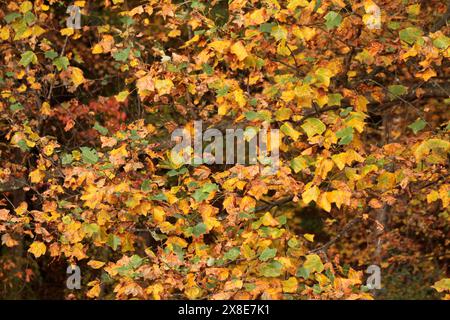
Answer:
[15, 202, 28, 216]
[439, 185, 449, 208]
[180, 34, 200, 48]
[29, 168, 45, 184]
[377, 172, 396, 190]
[318, 192, 331, 212]
[168, 29, 181, 38]
[218, 103, 229, 116]
[74, 1, 86, 7]
[240, 196, 256, 212]
[416, 68, 437, 81]
[153, 206, 165, 223]
[234, 89, 246, 108]
[282, 277, 298, 293]
[304, 233, 315, 242]
[354, 95, 368, 112]
[87, 260, 106, 269]
[275, 108, 292, 121]
[331, 150, 364, 170]
[293, 26, 316, 41]
[87, 281, 101, 298]
[302, 185, 320, 205]
[315, 158, 334, 180]
[155, 79, 174, 95]
[208, 40, 232, 53]
[281, 90, 296, 102]
[432, 278, 450, 293]
[70, 67, 85, 88]
[20, 1, 33, 13]
[0, 26, 10, 41]
[92, 44, 103, 54]
[345, 112, 366, 133]
[327, 190, 351, 209]
[28, 241, 46, 258]
[261, 212, 279, 227]
[231, 41, 248, 61]
[414, 139, 450, 163]
[60, 28, 75, 36]
[245, 8, 268, 26]
[427, 190, 439, 204]
[185, 286, 202, 299]
[287, 0, 309, 11]
[115, 90, 129, 102]
[280, 122, 301, 141]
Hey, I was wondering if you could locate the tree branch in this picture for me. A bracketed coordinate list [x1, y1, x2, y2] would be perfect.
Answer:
[308, 218, 362, 254]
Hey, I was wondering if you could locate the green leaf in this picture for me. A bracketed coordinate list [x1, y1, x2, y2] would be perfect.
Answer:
[301, 118, 326, 138]
[192, 183, 218, 202]
[414, 138, 450, 163]
[4, 12, 21, 23]
[19, 51, 37, 67]
[388, 84, 408, 99]
[408, 118, 426, 134]
[280, 122, 301, 141]
[259, 248, 277, 262]
[328, 93, 343, 106]
[141, 179, 151, 191]
[149, 192, 168, 201]
[303, 254, 324, 273]
[61, 153, 73, 165]
[296, 266, 310, 279]
[53, 56, 69, 71]
[260, 22, 276, 33]
[388, 21, 400, 30]
[399, 27, 423, 45]
[275, 107, 292, 121]
[336, 126, 354, 145]
[271, 25, 288, 41]
[259, 260, 283, 277]
[313, 0, 322, 12]
[17, 140, 29, 152]
[80, 147, 99, 164]
[83, 223, 100, 236]
[245, 111, 271, 122]
[44, 50, 58, 60]
[324, 11, 342, 30]
[202, 63, 214, 75]
[93, 122, 109, 135]
[23, 12, 36, 25]
[10, 102, 24, 112]
[433, 35, 450, 50]
[107, 234, 121, 251]
[291, 155, 309, 173]
[192, 222, 207, 237]
[224, 247, 240, 261]
[113, 47, 131, 62]
[167, 167, 188, 177]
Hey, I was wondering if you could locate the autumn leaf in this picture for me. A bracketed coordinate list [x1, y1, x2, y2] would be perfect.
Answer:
[28, 241, 46, 258]
[230, 41, 248, 61]
[303, 254, 324, 273]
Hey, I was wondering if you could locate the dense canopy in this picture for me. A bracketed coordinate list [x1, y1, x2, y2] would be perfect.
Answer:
[0, 0, 449, 300]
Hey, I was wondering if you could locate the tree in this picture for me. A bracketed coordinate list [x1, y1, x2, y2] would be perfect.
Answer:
[0, 0, 448, 300]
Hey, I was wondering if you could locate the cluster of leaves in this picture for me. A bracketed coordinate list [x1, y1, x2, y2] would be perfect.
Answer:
[0, 0, 449, 299]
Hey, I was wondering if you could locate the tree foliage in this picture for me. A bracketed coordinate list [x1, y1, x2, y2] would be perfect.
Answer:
[0, 0, 449, 300]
